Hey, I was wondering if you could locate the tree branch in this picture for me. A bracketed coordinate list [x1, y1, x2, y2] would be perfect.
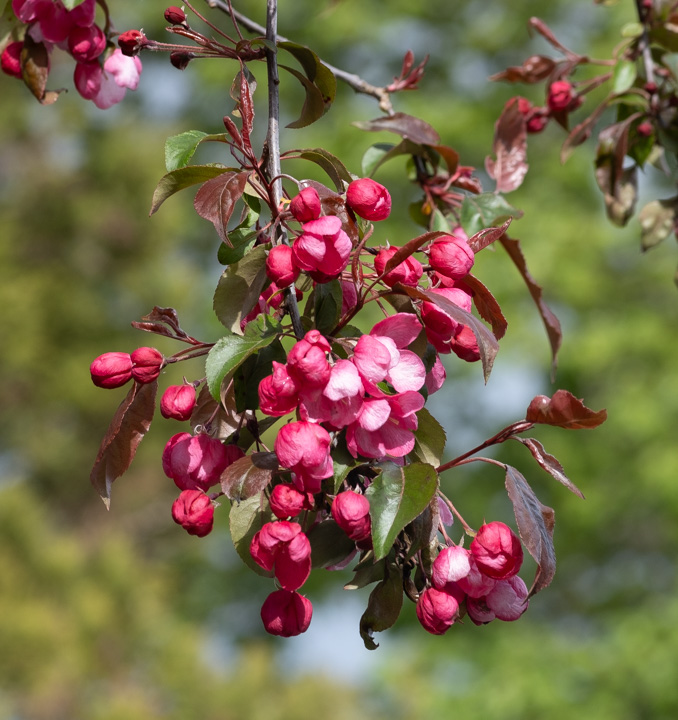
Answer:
[205, 0, 395, 114]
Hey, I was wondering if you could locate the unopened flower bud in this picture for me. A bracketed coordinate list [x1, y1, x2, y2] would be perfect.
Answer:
[374, 246, 423, 287]
[160, 384, 196, 421]
[164, 433, 239, 491]
[258, 361, 299, 417]
[131, 347, 164, 384]
[346, 178, 391, 221]
[68, 24, 106, 63]
[1, 41, 23, 80]
[416, 587, 464, 635]
[432, 545, 471, 591]
[250, 521, 312, 590]
[637, 121, 654, 138]
[266, 244, 300, 286]
[171, 489, 214, 537]
[270, 483, 312, 519]
[169, 51, 193, 70]
[470, 521, 523, 580]
[547, 80, 575, 112]
[90, 352, 133, 389]
[164, 6, 187, 25]
[428, 235, 475, 280]
[118, 29, 146, 57]
[331, 491, 371, 544]
[260, 589, 312, 637]
[290, 187, 321, 223]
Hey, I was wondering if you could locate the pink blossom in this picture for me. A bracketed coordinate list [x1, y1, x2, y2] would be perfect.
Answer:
[289, 187, 321, 223]
[332, 491, 371, 544]
[266, 244, 300, 287]
[164, 433, 239, 492]
[292, 215, 352, 283]
[68, 23, 106, 63]
[346, 178, 391, 221]
[258, 361, 300, 417]
[1, 41, 23, 79]
[428, 235, 475, 280]
[130, 346, 164, 384]
[299, 359, 364, 429]
[160, 384, 197, 421]
[250, 521, 312, 591]
[274, 421, 333, 492]
[486, 575, 529, 621]
[425, 355, 446, 395]
[260, 589, 312, 637]
[548, 80, 575, 112]
[457, 555, 498, 598]
[270, 484, 313, 519]
[471, 521, 523, 580]
[432, 546, 472, 591]
[286, 331, 331, 387]
[449, 324, 480, 363]
[416, 587, 464, 635]
[90, 49, 142, 110]
[90, 351, 133, 389]
[374, 246, 423, 287]
[171, 489, 214, 537]
[421, 286, 473, 354]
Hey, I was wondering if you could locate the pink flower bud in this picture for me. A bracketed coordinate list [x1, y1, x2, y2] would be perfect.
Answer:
[258, 361, 300, 417]
[160, 384, 197, 421]
[432, 546, 471, 591]
[286, 334, 331, 387]
[260, 589, 312, 637]
[449, 325, 480, 363]
[90, 352, 133, 389]
[547, 80, 575, 112]
[164, 433, 237, 492]
[486, 575, 529, 621]
[424, 355, 446, 395]
[428, 236, 475, 280]
[470, 521, 523, 580]
[290, 187, 321, 223]
[130, 347, 164, 384]
[374, 246, 423, 287]
[274, 421, 334, 492]
[526, 107, 549, 134]
[332, 491, 371, 544]
[292, 216, 352, 283]
[457, 556, 497, 598]
[171, 489, 214, 537]
[1, 41, 23, 80]
[118, 29, 146, 57]
[637, 121, 653, 138]
[416, 587, 463, 635]
[74, 60, 102, 100]
[250, 521, 312, 590]
[170, 51, 192, 70]
[266, 244, 300, 287]
[270, 483, 312, 519]
[68, 24, 106, 62]
[346, 178, 391, 221]
[421, 287, 473, 353]
[164, 6, 187, 24]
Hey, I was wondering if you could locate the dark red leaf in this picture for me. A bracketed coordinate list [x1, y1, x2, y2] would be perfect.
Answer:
[499, 236, 562, 378]
[353, 112, 441, 146]
[485, 98, 528, 194]
[526, 389, 607, 429]
[513, 437, 585, 499]
[467, 217, 512, 253]
[431, 144, 459, 175]
[90, 381, 158, 508]
[238, 67, 255, 149]
[463, 274, 507, 341]
[505, 465, 556, 597]
[220, 452, 278, 502]
[489, 55, 557, 84]
[560, 101, 609, 163]
[21, 35, 62, 105]
[194, 171, 249, 245]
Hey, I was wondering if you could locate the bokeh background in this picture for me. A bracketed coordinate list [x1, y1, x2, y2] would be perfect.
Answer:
[2, 1, 678, 718]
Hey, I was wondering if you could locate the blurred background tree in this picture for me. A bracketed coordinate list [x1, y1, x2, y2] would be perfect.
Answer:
[1, 0, 677, 717]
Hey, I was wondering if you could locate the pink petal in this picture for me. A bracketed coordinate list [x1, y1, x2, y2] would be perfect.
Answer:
[386, 349, 426, 392]
[370, 313, 423, 348]
[357, 398, 391, 431]
[324, 359, 363, 401]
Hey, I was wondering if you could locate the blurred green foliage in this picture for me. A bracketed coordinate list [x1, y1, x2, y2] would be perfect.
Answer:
[2, 0, 678, 717]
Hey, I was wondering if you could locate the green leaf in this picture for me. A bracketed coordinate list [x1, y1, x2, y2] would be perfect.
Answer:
[164, 130, 208, 172]
[359, 558, 403, 650]
[345, 556, 386, 590]
[205, 315, 282, 401]
[621, 21, 643, 38]
[308, 520, 356, 568]
[612, 60, 637, 94]
[330, 434, 358, 492]
[229, 494, 275, 577]
[62, 0, 88, 9]
[431, 208, 451, 233]
[278, 40, 336, 111]
[365, 461, 439, 560]
[361, 143, 396, 177]
[412, 408, 447, 466]
[150, 165, 229, 216]
[279, 64, 326, 129]
[460, 192, 522, 236]
[313, 279, 342, 335]
[217, 229, 258, 265]
[213, 245, 268, 332]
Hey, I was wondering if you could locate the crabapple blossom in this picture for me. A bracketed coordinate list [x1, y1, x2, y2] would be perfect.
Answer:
[274, 421, 333, 492]
[130, 346, 164, 384]
[1, 42, 23, 79]
[428, 235, 475, 280]
[171, 489, 214, 537]
[289, 186, 321, 223]
[331, 491, 371, 544]
[260, 589, 312, 637]
[416, 587, 464, 635]
[270, 484, 313, 519]
[250, 521, 312, 591]
[470, 521, 523, 580]
[68, 24, 106, 63]
[164, 6, 187, 25]
[547, 80, 575, 112]
[258, 361, 300, 417]
[163, 433, 242, 492]
[346, 178, 391, 221]
[431, 545, 472, 591]
[266, 244, 300, 286]
[292, 215, 352, 283]
[457, 555, 498, 598]
[286, 330, 332, 387]
[374, 246, 423, 287]
[160, 384, 197, 421]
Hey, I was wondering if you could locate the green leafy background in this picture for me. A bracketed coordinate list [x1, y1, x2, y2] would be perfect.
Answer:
[2, 0, 678, 717]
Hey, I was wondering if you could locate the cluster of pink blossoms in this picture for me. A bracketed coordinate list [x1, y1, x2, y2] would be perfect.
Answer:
[3, 0, 141, 108]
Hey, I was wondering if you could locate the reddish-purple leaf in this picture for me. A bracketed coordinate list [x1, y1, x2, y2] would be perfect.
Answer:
[384, 231, 449, 274]
[489, 55, 557, 84]
[485, 98, 528, 194]
[526, 389, 607, 429]
[463, 274, 508, 341]
[513, 437, 585, 499]
[90, 381, 158, 508]
[505, 465, 556, 597]
[431, 144, 459, 175]
[400, 285, 498, 382]
[131, 306, 196, 342]
[499, 235, 562, 378]
[467, 218, 512, 253]
[21, 35, 62, 105]
[238, 66, 255, 149]
[194, 171, 249, 245]
[353, 112, 441, 146]
[220, 452, 278, 502]
[560, 101, 609, 163]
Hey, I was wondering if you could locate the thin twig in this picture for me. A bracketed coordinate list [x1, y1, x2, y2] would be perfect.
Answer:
[205, 0, 395, 114]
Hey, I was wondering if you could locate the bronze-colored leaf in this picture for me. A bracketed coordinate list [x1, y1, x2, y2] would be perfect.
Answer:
[220, 452, 278, 502]
[526, 389, 607, 429]
[193, 170, 249, 244]
[485, 98, 528, 194]
[21, 35, 63, 105]
[489, 55, 556, 84]
[353, 112, 441, 146]
[463, 274, 508, 341]
[513, 437, 585, 499]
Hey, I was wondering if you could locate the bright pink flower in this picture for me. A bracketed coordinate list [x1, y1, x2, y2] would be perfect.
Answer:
[432, 546, 471, 591]
[421, 286, 473, 354]
[74, 60, 101, 100]
[547, 80, 575, 112]
[260, 589, 312, 637]
[416, 587, 463, 635]
[160, 384, 197, 421]
[12, 0, 44, 22]
[274, 421, 333, 492]
[270, 484, 313, 519]
[286, 331, 331, 387]
[332, 491, 371, 544]
[289, 187, 321, 223]
[266, 244, 300, 287]
[69, 0, 96, 27]
[449, 324, 480, 363]
[68, 23, 106, 62]
[90, 351, 133, 389]
[486, 575, 529, 621]
[457, 556, 498, 598]
[171, 489, 214, 537]
[36, 1, 74, 43]
[89, 49, 142, 109]
[466, 595, 496, 625]
[1, 41, 23, 79]
[340, 279, 358, 317]
[299, 359, 364, 429]
[292, 215, 352, 283]
[258, 361, 300, 417]
[130, 346, 164, 384]
[471, 521, 523, 580]
[164, 433, 239, 492]
[517, 96, 550, 134]
[346, 178, 391, 221]
[374, 246, 423, 287]
[250, 521, 312, 590]
[425, 355, 446, 395]
[428, 236, 475, 280]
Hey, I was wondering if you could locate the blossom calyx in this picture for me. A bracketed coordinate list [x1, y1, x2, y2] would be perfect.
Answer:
[90, 352, 133, 389]
[171, 489, 214, 537]
[346, 178, 391, 221]
[260, 589, 312, 637]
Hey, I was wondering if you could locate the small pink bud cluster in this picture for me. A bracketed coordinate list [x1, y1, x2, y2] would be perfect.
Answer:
[90, 347, 165, 388]
[417, 522, 528, 635]
[515, 80, 582, 136]
[5, 0, 142, 108]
